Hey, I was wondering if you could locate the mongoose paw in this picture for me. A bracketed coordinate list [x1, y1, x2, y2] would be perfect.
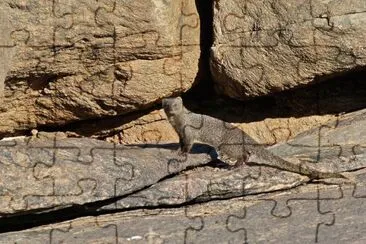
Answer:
[177, 150, 188, 157]
[234, 160, 245, 168]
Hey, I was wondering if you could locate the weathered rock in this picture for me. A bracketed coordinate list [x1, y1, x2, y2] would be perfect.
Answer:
[2, 171, 366, 243]
[211, 0, 366, 99]
[2, 109, 366, 215]
[0, 7, 15, 97]
[101, 165, 308, 210]
[0, 137, 212, 215]
[0, 0, 200, 136]
[271, 108, 366, 167]
[234, 115, 336, 145]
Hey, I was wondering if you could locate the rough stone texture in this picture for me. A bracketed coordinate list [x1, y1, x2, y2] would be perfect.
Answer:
[234, 115, 336, 145]
[101, 165, 309, 211]
[0, 109, 366, 241]
[0, 7, 15, 97]
[271, 108, 366, 164]
[0, 137, 212, 215]
[211, 0, 366, 100]
[0, 0, 200, 136]
[100, 109, 366, 210]
[1, 109, 364, 215]
[2, 173, 366, 243]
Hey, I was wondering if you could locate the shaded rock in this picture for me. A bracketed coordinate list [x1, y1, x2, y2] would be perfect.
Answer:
[0, 0, 200, 136]
[210, 0, 366, 99]
[66, 106, 336, 146]
[65, 108, 180, 144]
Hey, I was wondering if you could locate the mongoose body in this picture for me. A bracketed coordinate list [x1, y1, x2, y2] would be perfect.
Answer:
[162, 97, 347, 180]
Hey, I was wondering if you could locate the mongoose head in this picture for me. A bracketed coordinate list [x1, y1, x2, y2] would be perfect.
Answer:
[162, 97, 183, 116]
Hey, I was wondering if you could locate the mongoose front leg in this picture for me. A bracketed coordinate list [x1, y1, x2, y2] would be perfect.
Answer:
[178, 137, 191, 156]
[234, 153, 249, 167]
[178, 127, 194, 156]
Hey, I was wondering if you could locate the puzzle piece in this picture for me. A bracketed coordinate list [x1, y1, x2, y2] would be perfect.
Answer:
[162, 1, 200, 90]
[27, 139, 134, 204]
[5, 0, 74, 64]
[263, 118, 292, 145]
[0, 139, 54, 214]
[9, 0, 73, 48]
[0, 7, 15, 97]
[94, 207, 203, 243]
[0, 3, 31, 98]
[317, 171, 366, 242]
[0, 137, 143, 213]
[27, 207, 201, 243]
[226, 185, 335, 243]
[50, 218, 118, 243]
[184, 204, 244, 243]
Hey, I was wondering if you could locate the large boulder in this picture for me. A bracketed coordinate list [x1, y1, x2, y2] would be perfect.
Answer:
[0, 0, 200, 136]
[210, 0, 366, 100]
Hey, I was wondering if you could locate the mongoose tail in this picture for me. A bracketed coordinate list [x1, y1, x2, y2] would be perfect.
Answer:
[247, 149, 348, 180]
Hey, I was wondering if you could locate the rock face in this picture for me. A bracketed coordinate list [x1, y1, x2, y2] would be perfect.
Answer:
[210, 0, 366, 99]
[2, 177, 366, 243]
[0, 137, 212, 215]
[0, 0, 200, 136]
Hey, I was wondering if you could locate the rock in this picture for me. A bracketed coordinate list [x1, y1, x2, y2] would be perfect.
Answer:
[271, 108, 366, 169]
[0, 0, 200, 136]
[101, 165, 308, 210]
[210, 0, 366, 100]
[1, 109, 366, 240]
[101, 108, 366, 210]
[2, 174, 366, 243]
[0, 137, 212, 215]
[0, 7, 15, 97]
[2, 109, 365, 215]
[234, 115, 336, 146]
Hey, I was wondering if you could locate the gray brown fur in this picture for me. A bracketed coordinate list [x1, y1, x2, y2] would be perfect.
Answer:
[162, 97, 347, 180]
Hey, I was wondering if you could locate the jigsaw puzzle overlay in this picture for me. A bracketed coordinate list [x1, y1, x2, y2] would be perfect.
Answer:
[0, 0, 366, 243]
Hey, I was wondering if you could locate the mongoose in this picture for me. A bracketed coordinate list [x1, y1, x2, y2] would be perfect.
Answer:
[162, 97, 348, 180]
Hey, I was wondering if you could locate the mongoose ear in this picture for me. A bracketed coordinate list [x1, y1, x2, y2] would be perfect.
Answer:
[176, 97, 183, 102]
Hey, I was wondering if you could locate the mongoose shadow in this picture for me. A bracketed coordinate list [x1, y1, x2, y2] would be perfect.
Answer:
[125, 143, 220, 163]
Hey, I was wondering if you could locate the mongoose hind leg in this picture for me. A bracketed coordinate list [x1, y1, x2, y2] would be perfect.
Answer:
[218, 152, 248, 168]
[177, 137, 193, 156]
